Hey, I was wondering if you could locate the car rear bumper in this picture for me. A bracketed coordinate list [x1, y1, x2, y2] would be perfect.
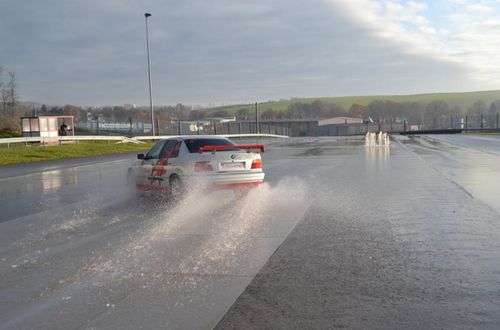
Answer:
[212, 181, 263, 190]
[190, 172, 265, 190]
[136, 172, 265, 193]
[136, 183, 169, 193]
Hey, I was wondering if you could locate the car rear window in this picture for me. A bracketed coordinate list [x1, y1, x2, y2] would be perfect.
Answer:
[184, 138, 236, 153]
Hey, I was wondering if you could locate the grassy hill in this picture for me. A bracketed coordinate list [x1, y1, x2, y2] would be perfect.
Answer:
[206, 90, 500, 114]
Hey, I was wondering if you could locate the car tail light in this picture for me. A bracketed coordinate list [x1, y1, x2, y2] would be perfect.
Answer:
[251, 159, 262, 169]
[195, 161, 213, 172]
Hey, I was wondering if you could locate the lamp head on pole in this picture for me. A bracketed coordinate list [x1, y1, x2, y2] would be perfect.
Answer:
[145, 13, 152, 18]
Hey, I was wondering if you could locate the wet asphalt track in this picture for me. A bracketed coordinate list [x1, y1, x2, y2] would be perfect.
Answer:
[1, 135, 500, 329]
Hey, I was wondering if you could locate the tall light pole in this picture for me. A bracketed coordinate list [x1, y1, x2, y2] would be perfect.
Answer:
[255, 102, 259, 134]
[144, 12, 155, 136]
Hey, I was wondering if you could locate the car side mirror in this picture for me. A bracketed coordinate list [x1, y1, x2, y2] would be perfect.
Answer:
[137, 153, 145, 160]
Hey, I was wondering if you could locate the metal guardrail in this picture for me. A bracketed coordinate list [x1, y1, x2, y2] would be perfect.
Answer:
[0, 134, 289, 148]
[133, 133, 289, 141]
[0, 135, 134, 148]
[59, 136, 144, 144]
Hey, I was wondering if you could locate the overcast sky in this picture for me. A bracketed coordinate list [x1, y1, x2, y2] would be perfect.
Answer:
[1, 0, 500, 106]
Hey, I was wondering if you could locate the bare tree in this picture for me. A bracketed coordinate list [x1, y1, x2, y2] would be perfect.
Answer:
[175, 103, 186, 120]
[0, 67, 21, 131]
[0, 66, 5, 116]
[7, 71, 17, 117]
[487, 101, 500, 128]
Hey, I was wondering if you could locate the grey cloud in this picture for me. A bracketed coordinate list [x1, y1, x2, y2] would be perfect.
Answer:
[0, 0, 477, 106]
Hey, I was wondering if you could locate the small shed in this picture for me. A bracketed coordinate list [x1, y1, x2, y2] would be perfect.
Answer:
[21, 116, 75, 137]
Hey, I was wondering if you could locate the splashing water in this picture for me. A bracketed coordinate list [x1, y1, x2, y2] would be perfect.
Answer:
[72, 177, 312, 282]
[0, 175, 313, 329]
[365, 131, 390, 147]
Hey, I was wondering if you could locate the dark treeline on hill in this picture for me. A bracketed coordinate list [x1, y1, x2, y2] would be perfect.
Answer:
[15, 98, 500, 128]
[32, 103, 196, 123]
[2, 63, 500, 133]
[362, 99, 500, 127]
[212, 99, 500, 128]
[3, 63, 500, 133]
[228, 101, 346, 120]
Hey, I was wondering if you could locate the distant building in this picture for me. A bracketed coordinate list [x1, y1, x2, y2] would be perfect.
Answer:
[184, 121, 209, 132]
[316, 116, 364, 136]
[21, 115, 75, 137]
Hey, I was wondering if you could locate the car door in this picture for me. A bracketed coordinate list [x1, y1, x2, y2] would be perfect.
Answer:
[160, 140, 182, 177]
[146, 140, 180, 191]
[137, 140, 166, 189]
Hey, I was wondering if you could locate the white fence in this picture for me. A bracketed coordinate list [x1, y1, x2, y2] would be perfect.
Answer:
[133, 133, 289, 141]
[0, 134, 288, 148]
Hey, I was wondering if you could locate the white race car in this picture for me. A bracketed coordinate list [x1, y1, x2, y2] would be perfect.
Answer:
[132, 136, 265, 198]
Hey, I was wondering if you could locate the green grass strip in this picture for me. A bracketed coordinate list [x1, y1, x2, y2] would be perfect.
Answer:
[0, 141, 153, 165]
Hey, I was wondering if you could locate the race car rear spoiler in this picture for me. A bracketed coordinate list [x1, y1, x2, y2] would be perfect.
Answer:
[198, 144, 265, 153]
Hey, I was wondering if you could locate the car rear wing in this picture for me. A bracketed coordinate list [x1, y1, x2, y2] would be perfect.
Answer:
[198, 144, 265, 153]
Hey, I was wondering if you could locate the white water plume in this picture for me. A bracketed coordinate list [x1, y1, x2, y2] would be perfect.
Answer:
[74, 177, 312, 282]
[1, 176, 313, 328]
[365, 131, 390, 147]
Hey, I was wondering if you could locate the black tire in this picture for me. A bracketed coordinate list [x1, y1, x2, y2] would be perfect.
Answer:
[169, 175, 185, 201]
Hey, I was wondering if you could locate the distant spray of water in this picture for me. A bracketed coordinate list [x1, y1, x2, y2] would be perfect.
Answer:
[365, 131, 390, 147]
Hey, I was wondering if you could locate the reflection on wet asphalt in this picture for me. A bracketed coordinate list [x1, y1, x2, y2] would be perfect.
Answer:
[1, 136, 500, 329]
[219, 136, 500, 329]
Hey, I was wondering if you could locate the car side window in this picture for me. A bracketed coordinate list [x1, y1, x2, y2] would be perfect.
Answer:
[170, 142, 181, 158]
[146, 141, 166, 159]
[160, 140, 181, 158]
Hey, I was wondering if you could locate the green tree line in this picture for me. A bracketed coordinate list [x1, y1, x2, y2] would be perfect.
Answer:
[203, 99, 500, 128]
